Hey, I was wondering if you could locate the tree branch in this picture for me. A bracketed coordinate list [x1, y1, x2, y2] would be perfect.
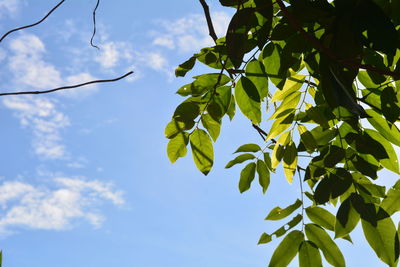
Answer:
[0, 71, 133, 96]
[275, 0, 400, 79]
[90, 0, 101, 49]
[199, 0, 218, 42]
[0, 0, 66, 43]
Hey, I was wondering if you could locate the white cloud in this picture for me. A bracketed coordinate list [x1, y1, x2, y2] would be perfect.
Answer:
[0, 177, 124, 235]
[8, 34, 63, 89]
[3, 96, 69, 159]
[0, 0, 22, 19]
[152, 11, 230, 53]
[94, 41, 133, 69]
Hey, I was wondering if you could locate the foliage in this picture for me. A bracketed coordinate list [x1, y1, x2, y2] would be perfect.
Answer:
[168, 0, 400, 266]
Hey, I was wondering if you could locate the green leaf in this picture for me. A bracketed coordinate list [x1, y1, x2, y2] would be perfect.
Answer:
[270, 214, 303, 239]
[310, 127, 337, 146]
[167, 132, 189, 163]
[258, 233, 272, 244]
[201, 113, 221, 142]
[226, 8, 256, 68]
[214, 86, 232, 115]
[265, 199, 302, 221]
[227, 94, 236, 120]
[234, 143, 261, 153]
[306, 207, 335, 231]
[267, 113, 294, 141]
[271, 144, 285, 169]
[173, 102, 200, 123]
[234, 76, 261, 123]
[365, 129, 399, 174]
[165, 119, 195, 139]
[268, 230, 304, 267]
[324, 145, 345, 168]
[190, 129, 214, 175]
[271, 74, 305, 102]
[335, 197, 360, 238]
[381, 86, 400, 124]
[257, 160, 270, 193]
[299, 241, 323, 267]
[192, 73, 230, 89]
[381, 186, 400, 216]
[366, 109, 400, 147]
[239, 162, 256, 193]
[225, 153, 255, 168]
[305, 224, 346, 267]
[283, 141, 297, 184]
[298, 124, 318, 152]
[269, 91, 301, 120]
[362, 216, 398, 267]
[245, 59, 269, 99]
[262, 42, 286, 88]
[175, 56, 196, 77]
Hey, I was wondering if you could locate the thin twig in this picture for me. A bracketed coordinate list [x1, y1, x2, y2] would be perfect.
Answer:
[0, 0, 66, 43]
[0, 71, 133, 96]
[275, 0, 400, 79]
[199, 0, 218, 42]
[90, 0, 100, 49]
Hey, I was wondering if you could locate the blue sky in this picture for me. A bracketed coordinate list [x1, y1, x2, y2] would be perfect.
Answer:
[0, 0, 396, 266]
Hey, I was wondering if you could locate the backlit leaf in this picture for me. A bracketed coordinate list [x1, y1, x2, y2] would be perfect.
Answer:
[257, 159, 270, 193]
[268, 230, 304, 267]
[190, 129, 214, 175]
[299, 241, 323, 267]
[239, 162, 256, 193]
[234, 143, 261, 153]
[235, 76, 261, 123]
[265, 199, 302, 221]
[225, 153, 255, 168]
[167, 132, 188, 163]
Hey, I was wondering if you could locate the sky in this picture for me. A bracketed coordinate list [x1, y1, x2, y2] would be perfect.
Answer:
[0, 0, 397, 266]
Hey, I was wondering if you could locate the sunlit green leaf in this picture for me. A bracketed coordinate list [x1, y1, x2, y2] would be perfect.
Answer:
[335, 197, 360, 238]
[225, 153, 255, 168]
[306, 206, 335, 231]
[235, 76, 261, 123]
[265, 199, 302, 221]
[165, 119, 195, 139]
[245, 59, 269, 99]
[381, 186, 400, 216]
[305, 224, 345, 267]
[283, 141, 297, 184]
[239, 162, 256, 193]
[299, 241, 323, 267]
[366, 109, 400, 147]
[167, 132, 188, 163]
[362, 216, 398, 266]
[190, 129, 214, 175]
[271, 74, 306, 102]
[267, 113, 294, 141]
[271, 143, 285, 169]
[175, 56, 196, 77]
[201, 113, 221, 142]
[268, 230, 304, 267]
[258, 233, 272, 245]
[257, 159, 270, 193]
[234, 143, 261, 153]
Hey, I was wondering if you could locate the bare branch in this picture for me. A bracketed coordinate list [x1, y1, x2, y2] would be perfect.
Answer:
[0, 0, 66, 43]
[199, 0, 218, 42]
[90, 0, 101, 49]
[0, 71, 133, 97]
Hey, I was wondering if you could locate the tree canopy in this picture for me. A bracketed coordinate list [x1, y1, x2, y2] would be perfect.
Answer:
[167, 0, 400, 266]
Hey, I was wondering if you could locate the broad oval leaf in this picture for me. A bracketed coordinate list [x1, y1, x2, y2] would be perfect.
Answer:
[335, 197, 360, 238]
[268, 230, 304, 267]
[234, 76, 261, 123]
[362, 216, 398, 266]
[299, 241, 323, 267]
[245, 59, 269, 99]
[305, 206, 335, 231]
[305, 224, 346, 267]
[201, 113, 221, 142]
[239, 162, 256, 193]
[167, 132, 189, 163]
[190, 129, 214, 175]
[265, 199, 302, 221]
[165, 119, 195, 139]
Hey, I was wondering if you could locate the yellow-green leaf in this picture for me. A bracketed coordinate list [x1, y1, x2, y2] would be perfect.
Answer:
[167, 132, 188, 163]
[283, 142, 297, 184]
[257, 159, 270, 193]
[299, 241, 323, 267]
[268, 230, 304, 267]
[234, 76, 261, 123]
[271, 74, 305, 102]
[265, 199, 302, 221]
[190, 129, 214, 175]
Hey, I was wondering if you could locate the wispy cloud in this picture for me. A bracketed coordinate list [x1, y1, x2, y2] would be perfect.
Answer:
[3, 96, 70, 159]
[151, 11, 230, 53]
[0, 177, 124, 235]
[0, 0, 22, 19]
